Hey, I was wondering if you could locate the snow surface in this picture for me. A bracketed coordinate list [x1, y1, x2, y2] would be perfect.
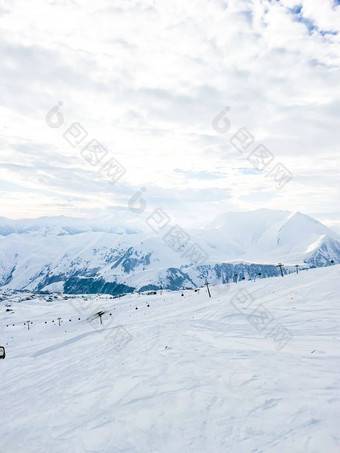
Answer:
[1, 265, 340, 452]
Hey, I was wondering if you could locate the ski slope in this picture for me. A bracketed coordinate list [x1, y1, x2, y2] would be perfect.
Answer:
[1, 266, 340, 452]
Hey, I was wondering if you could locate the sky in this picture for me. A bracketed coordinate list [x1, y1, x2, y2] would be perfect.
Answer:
[0, 0, 339, 229]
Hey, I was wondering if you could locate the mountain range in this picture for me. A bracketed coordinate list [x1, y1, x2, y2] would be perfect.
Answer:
[0, 209, 339, 294]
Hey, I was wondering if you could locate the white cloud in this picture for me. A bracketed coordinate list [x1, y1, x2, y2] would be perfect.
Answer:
[0, 0, 339, 225]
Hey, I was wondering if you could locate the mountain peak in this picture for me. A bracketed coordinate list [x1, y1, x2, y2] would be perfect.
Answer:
[0, 209, 339, 294]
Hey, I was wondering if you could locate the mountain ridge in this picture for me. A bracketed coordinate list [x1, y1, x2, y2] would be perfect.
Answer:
[0, 209, 339, 294]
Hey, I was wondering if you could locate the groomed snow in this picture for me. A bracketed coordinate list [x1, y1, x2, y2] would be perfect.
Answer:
[1, 265, 339, 452]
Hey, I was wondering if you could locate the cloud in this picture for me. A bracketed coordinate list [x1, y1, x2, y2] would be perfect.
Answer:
[0, 0, 339, 225]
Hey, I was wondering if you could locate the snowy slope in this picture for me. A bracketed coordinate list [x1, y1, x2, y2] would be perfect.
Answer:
[0, 209, 339, 294]
[200, 209, 340, 264]
[1, 266, 339, 452]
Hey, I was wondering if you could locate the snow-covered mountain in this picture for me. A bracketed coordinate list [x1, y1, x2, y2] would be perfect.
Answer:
[0, 209, 339, 294]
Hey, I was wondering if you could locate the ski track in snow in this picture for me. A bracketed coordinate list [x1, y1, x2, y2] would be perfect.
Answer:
[0, 266, 340, 452]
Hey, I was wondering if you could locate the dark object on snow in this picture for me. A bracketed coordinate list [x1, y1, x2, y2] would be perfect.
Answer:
[0, 346, 5, 359]
[205, 281, 211, 298]
[277, 263, 284, 277]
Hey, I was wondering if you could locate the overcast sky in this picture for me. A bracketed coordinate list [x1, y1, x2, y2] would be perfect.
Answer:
[0, 0, 339, 228]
